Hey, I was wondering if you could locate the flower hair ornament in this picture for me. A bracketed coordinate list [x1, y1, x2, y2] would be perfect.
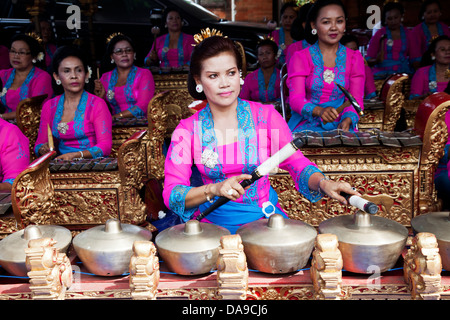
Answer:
[86, 66, 92, 83]
[26, 32, 44, 63]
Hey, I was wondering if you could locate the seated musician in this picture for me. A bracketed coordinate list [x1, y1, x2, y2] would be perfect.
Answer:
[287, 0, 364, 132]
[239, 39, 281, 103]
[410, 0, 450, 70]
[409, 35, 450, 100]
[35, 46, 112, 161]
[0, 33, 53, 121]
[340, 34, 377, 100]
[162, 34, 359, 234]
[144, 7, 195, 70]
[365, 1, 416, 79]
[285, 2, 313, 66]
[0, 117, 30, 191]
[269, 2, 298, 67]
[94, 33, 155, 119]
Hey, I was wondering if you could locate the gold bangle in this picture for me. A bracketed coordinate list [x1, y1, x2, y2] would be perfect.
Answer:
[204, 184, 214, 203]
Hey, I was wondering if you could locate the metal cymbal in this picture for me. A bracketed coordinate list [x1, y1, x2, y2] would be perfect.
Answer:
[236, 214, 317, 274]
[155, 220, 230, 275]
[0, 225, 72, 276]
[411, 211, 450, 270]
[319, 211, 408, 274]
[73, 219, 152, 276]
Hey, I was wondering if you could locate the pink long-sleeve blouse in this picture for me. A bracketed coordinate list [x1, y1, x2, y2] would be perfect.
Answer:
[99, 66, 155, 117]
[163, 99, 323, 223]
[145, 33, 195, 68]
[0, 67, 53, 113]
[0, 118, 30, 185]
[287, 42, 365, 131]
[34, 91, 112, 158]
[239, 67, 281, 103]
[409, 64, 449, 99]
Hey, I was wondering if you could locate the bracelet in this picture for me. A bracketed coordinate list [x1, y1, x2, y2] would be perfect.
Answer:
[0, 114, 3, 119]
[204, 184, 214, 203]
[79, 151, 84, 159]
[119, 112, 124, 118]
[318, 176, 329, 195]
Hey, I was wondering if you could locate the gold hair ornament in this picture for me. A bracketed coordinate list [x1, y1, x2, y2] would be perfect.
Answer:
[193, 28, 226, 45]
[106, 32, 124, 44]
[26, 32, 43, 45]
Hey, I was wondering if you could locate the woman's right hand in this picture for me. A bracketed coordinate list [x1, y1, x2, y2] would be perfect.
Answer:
[210, 174, 253, 201]
[38, 143, 50, 155]
[319, 106, 339, 123]
[94, 79, 105, 98]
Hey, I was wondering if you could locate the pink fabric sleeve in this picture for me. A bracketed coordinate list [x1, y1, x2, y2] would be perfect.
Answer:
[87, 95, 113, 157]
[344, 50, 365, 117]
[30, 69, 53, 101]
[287, 50, 313, 115]
[366, 28, 384, 60]
[163, 117, 194, 210]
[34, 98, 54, 155]
[0, 120, 30, 184]
[133, 68, 155, 115]
[409, 66, 428, 98]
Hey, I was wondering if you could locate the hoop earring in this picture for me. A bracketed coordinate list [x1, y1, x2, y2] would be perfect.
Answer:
[196, 84, 203, 93]
[56, 79, 61, 85]
[311, 28, 317, 35]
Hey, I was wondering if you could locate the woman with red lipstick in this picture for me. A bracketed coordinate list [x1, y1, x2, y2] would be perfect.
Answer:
[162, 35, 359, 234]
[144, 7, 195, 71]
[269, 2, 298, 67]
[287, 0, 364, 132]
[239, 38, 281, 103]
[410, 0, 450, 69]
[0, 34, 53, 121]
[94, 33, 155, 119]
[366, 1, 415, 79]
[35, 46, 112, 161]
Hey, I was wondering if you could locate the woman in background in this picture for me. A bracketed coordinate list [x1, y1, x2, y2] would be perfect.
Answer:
[411, 0, 450, 69]
[366, 1, 415, 79]
[240, 38, 280, 103]
[0, 34, 53, 120]
[285, 2, 313, 66]
[95, 33, 155, 119]
[145, 8, 195, 70]
[341, 34, 377, 100]
[269, 2, 298, 67]
[409, 35, 450, 99]
[35, 46, 112, 160]
[287, 0, 365, 132]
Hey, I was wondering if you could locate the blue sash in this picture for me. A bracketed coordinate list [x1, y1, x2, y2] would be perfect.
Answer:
[198, 187, 287, 234]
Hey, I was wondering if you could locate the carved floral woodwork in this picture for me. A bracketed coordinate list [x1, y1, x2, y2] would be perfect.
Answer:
[25, 237, 72, 300]
[216, 234, 249, 300]
[310, 234, 343, 300]
[15, 94, 48, 160]
[12, 151, 56, 229]
[404, 232, 442, 300]
[359, 74, 408, 132]
[129, 240, 160, 300]
[49, 130, 148, 228]
[147, 90, 194, 181]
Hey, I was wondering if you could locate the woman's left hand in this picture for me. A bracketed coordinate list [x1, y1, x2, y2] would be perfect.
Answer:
[337, 117, 352, 131]
[55, 152, 81, 161]
[319, 178, 361, 205]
